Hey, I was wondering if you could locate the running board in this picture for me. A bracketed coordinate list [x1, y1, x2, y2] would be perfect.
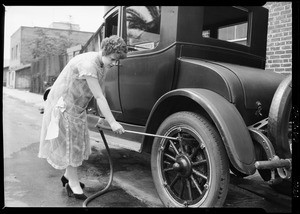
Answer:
[87, 114, 144, 152]
[89, 130, 142, 152]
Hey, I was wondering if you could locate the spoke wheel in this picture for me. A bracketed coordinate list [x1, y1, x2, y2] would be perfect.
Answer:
[161, 128, 209, 205]
[151, 111, 229, 207]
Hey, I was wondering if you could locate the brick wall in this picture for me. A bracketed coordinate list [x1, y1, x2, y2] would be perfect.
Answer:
[264, 2, 292, 74]
[10, 28, 22, 68]
[19, 27, 93, 66]
[9, 26, 93, 71]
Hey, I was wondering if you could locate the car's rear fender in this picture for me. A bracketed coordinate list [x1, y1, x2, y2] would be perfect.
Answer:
[142, 88, 256, 175]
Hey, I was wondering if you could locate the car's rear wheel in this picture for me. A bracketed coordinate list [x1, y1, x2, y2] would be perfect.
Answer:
[151, 111, 229, 207]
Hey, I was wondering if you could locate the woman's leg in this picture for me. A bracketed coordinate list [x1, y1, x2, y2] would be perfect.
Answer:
[65, 165, 83, 194]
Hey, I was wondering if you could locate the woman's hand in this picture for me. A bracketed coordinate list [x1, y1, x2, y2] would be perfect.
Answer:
[110, 121, 125, 134]
[86, 77, 124, 134]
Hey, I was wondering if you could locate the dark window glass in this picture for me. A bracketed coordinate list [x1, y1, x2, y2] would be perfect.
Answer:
[202, 7, 249, 46]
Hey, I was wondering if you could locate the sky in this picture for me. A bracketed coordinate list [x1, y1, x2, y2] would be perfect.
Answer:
[3, 6, 105, 64]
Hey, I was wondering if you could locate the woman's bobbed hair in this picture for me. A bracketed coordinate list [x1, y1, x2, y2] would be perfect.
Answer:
[101, 35, 128, 59]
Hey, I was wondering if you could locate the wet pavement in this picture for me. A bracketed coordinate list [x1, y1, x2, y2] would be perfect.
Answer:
[4, 141, 148, 207]
[4, 135, 292, 210]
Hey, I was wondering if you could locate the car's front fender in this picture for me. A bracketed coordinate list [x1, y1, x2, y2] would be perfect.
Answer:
[144, 88, 256, 175]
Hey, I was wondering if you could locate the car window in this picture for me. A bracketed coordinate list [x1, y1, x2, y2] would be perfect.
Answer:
[125, 6, 161, 52]
[106, 11, 118, 37]
[202, 6, 249, 46]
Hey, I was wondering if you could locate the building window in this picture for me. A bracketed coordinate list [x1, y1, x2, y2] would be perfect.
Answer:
[125, 6, 161, 52]
[218, 23, 247, 45]
[15, 44, 19, 59]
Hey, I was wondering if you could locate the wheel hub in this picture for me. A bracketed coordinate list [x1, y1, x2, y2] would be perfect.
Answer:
[173, 155, 192, 177]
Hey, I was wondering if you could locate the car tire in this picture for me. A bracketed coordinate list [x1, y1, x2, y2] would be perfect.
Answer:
[151, 111, 229, 207]
[260, 75, 293, 195]
[268, 75, 292, 159]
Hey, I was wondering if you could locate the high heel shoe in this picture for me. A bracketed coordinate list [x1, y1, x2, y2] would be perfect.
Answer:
[65, 183, 87, 200]
[61, 175, 85, 189]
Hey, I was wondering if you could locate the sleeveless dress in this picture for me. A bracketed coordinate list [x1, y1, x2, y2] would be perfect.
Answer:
[38, 52, 105, 169]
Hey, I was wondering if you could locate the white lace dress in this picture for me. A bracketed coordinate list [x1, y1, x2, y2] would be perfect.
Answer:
[38, 52, 105, 169]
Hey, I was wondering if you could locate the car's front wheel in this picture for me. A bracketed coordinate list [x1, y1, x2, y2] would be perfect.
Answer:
[151, 111, 229, 207]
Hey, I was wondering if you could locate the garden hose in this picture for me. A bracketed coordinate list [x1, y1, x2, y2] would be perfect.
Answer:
[82, 129, 114, 207]
[82, 122, 178, 207]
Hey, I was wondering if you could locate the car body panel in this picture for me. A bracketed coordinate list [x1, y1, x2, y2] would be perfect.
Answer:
[119, 45, 176, 125]
[175, 57, 285, 125]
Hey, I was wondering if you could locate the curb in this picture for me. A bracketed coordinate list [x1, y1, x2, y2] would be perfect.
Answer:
[88, 135, 163, 207]
[3, 87, 44, 109]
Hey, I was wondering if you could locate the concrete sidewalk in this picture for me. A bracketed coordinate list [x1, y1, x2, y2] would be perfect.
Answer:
[3, 87, 44, 109]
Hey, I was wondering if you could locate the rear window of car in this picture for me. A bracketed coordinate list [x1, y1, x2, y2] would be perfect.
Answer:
[202, 6, 249, 46]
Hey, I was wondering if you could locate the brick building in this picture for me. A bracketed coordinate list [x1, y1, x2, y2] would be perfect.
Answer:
[9, 26, 93, 69]
[6, 24, 94, 89]
[7, 64, 31, 89]
[264, 2, 292, 75]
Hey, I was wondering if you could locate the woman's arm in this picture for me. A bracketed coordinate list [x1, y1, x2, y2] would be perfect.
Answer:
[86, 76, 124, 134]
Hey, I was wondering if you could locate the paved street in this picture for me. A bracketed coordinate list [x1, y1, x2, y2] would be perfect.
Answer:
[2, 90, 150, 207]
[2, 87, 293, 211]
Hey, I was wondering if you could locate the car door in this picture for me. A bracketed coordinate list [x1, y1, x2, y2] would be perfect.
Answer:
[101, 7, 124, 121]
[118, 6, 175, 125]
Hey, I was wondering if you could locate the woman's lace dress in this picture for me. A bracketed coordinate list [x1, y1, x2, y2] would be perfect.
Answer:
[38, 52, 104, 169]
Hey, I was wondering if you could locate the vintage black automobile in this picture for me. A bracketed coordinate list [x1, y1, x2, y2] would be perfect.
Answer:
[47, 6, 294, 207]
